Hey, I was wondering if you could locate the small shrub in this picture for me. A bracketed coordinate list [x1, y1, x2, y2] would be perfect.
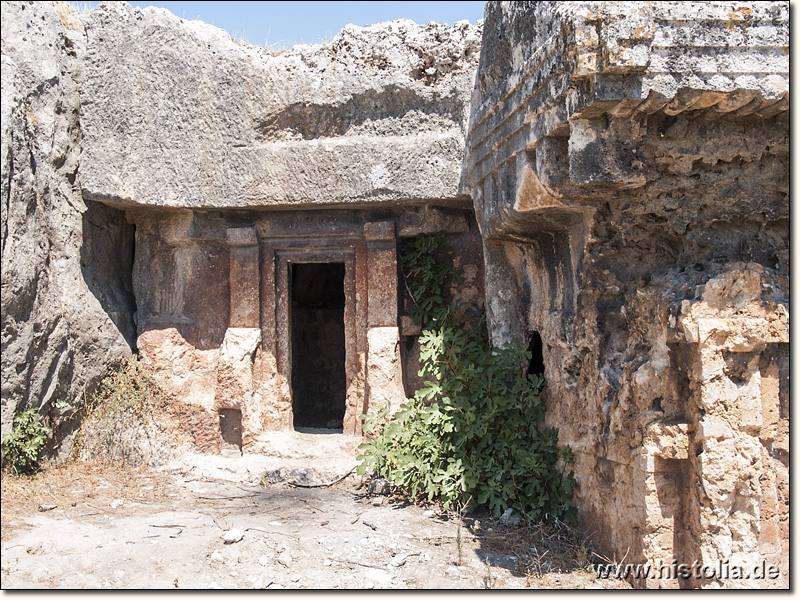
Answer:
[358, 233, 576, 522]
[83, 358, 167, 422]
[73, 358, 171, 466]
[1, 406, 52, 475]
[399, 232, 463, 327]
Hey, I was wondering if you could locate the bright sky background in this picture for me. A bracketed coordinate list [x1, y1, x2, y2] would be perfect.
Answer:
[74, 1, 486, 48]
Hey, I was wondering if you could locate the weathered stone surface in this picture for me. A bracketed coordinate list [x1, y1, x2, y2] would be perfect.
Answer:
[464, 1, 788, 590]
[365, 222, 399, 328]
[78, 2, 481, 209]
[227, 228, 260, 328]
[676, 264, 788, 586]
[367, 478, 392, 496]
[2, 0, 486, 452]
[366, 327, 405, 416]
[222, 529, 245, 544]
[465, 1, 788, 235]
[130, 206, 481, 447]
[0, 1, 789, 591]
[1, 2, 134, 452]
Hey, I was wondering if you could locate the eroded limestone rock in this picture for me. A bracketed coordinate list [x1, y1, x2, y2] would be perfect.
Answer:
[1, 0, 484, 457]
[0, 1, 789, 590]
[464, 1, 788, 589]
[1, 2, 134, 452]
[79, 3, 482, 209]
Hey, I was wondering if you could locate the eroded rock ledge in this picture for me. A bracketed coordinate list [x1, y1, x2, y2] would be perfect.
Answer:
[79, 2, 482, 209]
[1, 1, 483, 452]
[463, 1, 788, 589]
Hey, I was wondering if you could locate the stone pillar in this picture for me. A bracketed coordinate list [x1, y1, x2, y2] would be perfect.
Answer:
[364, 222, 404, 415]
[216, 227, 261, 451]
[482, 241, 527, 348]
[633, 422, 690, 589]
[227, 227, 260, 328]
[364, 222, 398, 328]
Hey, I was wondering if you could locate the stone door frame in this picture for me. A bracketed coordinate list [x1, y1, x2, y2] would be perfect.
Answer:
[261, 238, 369, 434]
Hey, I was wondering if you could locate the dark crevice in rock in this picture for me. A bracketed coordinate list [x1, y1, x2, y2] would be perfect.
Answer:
[80, 200, 138, 349]
[527, 331, 544, 377]
[2, 129, 12, 256]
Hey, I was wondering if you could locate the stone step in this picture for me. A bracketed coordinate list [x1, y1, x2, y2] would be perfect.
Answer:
[162, 429, 365, 486]
[249, 429, 364, 461]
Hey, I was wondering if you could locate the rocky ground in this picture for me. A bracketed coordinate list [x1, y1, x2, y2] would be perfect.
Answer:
[1, 448, 632, 590]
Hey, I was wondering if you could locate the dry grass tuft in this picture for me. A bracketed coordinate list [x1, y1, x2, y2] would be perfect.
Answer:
[473, 516, 596, 583]
[74, 357, 221, 466]
[1, 460, 175, 540]
[50, 2, 86, 33]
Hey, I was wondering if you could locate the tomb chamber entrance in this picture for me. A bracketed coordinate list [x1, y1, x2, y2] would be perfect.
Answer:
[129, 207, 483, 450]
[290, 262, 347, 431]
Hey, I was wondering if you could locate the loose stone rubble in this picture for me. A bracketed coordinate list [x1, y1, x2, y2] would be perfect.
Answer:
[0, 1, 788, 589]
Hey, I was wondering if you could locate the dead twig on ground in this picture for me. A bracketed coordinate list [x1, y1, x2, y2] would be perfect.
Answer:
[195, 494, 259, 500]
[292, 496, 323, 513]
[336, 559, 389, 571]
[146, 527, 183, 538]
[245, 527, 300, 540]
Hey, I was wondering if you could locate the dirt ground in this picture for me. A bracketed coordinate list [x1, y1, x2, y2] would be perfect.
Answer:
[1, 457, 632, 590]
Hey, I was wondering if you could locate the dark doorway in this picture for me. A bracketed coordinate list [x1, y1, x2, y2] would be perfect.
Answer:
[219, 408, 243, 452]
[290, 262, 347, 430]
[527, 331, 545, 377]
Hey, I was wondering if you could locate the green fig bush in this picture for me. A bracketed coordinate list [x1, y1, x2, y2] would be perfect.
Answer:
[358, 233, 576, 522]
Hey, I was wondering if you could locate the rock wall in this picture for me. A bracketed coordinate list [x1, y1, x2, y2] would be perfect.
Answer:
[1, 1, 484, 455]
[128, 206, 482, 449]
[1, 0, 790, 590]
[78, 2, 481, 208]
[75, 2, 484, 448]
[1, 2, 134, 453]
[464, 1, 789, 589]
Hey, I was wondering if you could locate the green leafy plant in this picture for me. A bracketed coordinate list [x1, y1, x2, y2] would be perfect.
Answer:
[1, 405, 52, 475]
[399, 232, 464, 327]
[358, 233, 576, 522]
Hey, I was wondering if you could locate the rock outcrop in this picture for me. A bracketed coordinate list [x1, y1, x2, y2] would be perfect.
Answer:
[1, 1, 483, 456]
[0, 0, 790, 590]
[78, 2, 481, 209]
[463, 1, 788, 589]
[1, 2, 135, 452]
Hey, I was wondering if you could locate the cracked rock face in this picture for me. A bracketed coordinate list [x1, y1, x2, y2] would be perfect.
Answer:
[78, 3, 482, 209]
[1, 2, 134, 452]
[1, 1, 483, 454]
[0, 1, 790, 590]
[464, 1, 788, 590]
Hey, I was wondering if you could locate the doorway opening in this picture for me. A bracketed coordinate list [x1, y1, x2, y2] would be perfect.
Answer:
[527, 331, 545, 377]
[219, 408, 242, 454]
[290, 262, 347, 431]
